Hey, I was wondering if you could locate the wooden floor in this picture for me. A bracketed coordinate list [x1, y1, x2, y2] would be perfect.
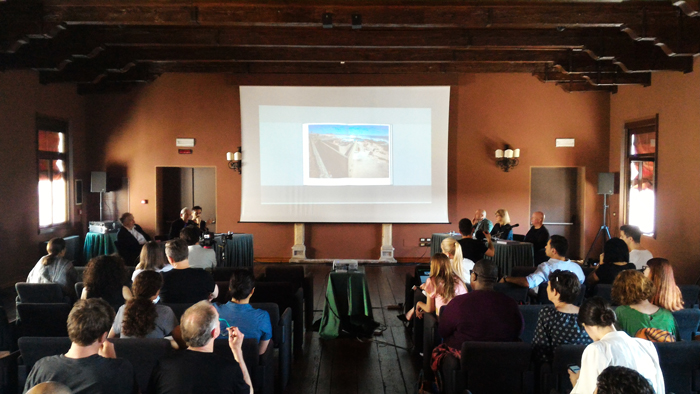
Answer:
[266, 264, 421, 394]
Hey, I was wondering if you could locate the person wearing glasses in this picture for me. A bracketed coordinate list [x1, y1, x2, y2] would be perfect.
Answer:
[214, 268, 272, 355]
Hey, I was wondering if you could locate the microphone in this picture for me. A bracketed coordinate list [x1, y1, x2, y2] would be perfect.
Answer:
[511, 224, 520, 228]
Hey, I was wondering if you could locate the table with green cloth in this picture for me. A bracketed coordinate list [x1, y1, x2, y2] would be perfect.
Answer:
[431, 233, 534, 276]
[83, 232, 118, 262]
[431, 232, 462, 256]
[215, 234, 254, 268]
[319, 269, 374, 340]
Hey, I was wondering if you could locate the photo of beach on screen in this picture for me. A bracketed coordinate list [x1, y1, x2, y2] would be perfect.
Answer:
[303, 123, 392, 186]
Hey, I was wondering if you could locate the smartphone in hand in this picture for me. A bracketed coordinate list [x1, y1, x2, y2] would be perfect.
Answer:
[568, 364, 580, 374]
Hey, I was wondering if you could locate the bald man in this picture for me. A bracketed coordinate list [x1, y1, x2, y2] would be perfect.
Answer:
[168, 207, 197, 240]
[524, 211, 550, 264]
[471, 209, 494, 241]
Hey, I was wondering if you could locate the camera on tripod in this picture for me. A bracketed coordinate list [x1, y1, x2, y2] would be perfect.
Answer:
[200, 231, 216, 247]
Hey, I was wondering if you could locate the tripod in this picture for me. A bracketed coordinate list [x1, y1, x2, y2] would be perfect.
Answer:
[584, 193, 611, 264]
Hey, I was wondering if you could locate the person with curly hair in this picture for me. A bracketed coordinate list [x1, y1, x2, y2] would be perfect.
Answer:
[81, 255, 132, 312]
[645, 257, 684, 312]
[27, 237, 79, 299]
[131, 241, 172, 282]
[569, 297, 664, 394]
[595, 366, 655, 394]
[612, 269, 677, 338]
[109, 271, 184, 349]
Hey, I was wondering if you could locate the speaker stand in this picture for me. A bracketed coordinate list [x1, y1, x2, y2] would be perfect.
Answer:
[584, 193, 611, 264]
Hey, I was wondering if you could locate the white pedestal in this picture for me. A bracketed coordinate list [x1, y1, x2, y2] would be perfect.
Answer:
[379, 223, 396, 262]
[290, 223, 307, 262]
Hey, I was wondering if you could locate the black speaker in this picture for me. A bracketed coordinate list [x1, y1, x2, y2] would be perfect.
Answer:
[90, 171, 106, 193]
[597, 173, 614, 195]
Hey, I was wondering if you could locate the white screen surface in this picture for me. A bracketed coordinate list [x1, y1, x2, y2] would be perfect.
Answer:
[240, 86, 449, 223]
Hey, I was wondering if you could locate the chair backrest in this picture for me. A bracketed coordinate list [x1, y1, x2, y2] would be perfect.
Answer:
[18, 337, 72, 372]
[546, 344, 587, 394]
[422, 312, 440, 374]
[16, 303, 72, 337]
[75, 266, 87, 281]
[250, 303, 280, 346]
[212, 281, 230, 305]
[0, 306, 12, 351]
[75, 282, 84, 299]
[510, 266, 536, 277]
[655, 341, 700, 394]
[461, 341, 534, 394]
[162, 303, 195, 321]
[512, 234, 525, 242]
[591, 284, 614, 305]
[494, 283, 529, 304]
[680, 285, 700, 308]
[15, 283, 67, 304]
[109, 338, 172, 393]
[211, 267, 237, 282]
[213, 338, 260, 391]
[519, 305, 545, 343]
[265, 266, 305, 289]
[536, 282, 554, 305]
[673, 308, 700, 341]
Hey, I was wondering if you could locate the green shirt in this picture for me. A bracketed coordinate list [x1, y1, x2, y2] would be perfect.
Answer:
[615, 304, 677, 338]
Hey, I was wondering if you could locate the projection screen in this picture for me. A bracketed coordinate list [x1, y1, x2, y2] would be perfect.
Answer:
[239, 86, 449, 223]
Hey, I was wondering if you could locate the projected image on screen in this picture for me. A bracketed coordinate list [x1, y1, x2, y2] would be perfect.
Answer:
[303, 124, 392, 186]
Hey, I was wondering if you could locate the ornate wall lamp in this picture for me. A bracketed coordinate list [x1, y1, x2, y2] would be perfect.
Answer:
[495, 145, 520, 172]
[226, 147, 242, 174]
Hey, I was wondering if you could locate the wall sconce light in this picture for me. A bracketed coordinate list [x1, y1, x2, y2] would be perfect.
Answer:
[495, 145, 520, 172]
[227, 147, 242, 174]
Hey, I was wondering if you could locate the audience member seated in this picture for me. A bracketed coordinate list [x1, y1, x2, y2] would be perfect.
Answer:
[457, 218, 495, 263]
[191, 205, 208, 233]
[25, 382, 73, 394]
[532, 270, 591, 364]
[620, 224, 653, 270]
[490, 209, 514, 240]
[160, 238, 218, 304]
[586, 238, 635, 286]
[501, 235, 585, 290]
[108, 271, 184, 349]
[81, 255, 132, 313]
[432, 260, 523, 372]
[23, 299, 138, 394]
[168, 207, 196, 240]
[215, 268, 272, 355]
[441, 237, 472, 285]
[471, 209, 493, 241]
[116, 212, 152, 266]
[180, 225, 217, 270]
[645, 257, 684, 312]
[612, 270, 677, 339]
[132, 241, 172, 282]
[399, 254, 467, 324]
[524, 211, 550, 264]
[568, 297, 664, 394]
[595, 366, 655, 394]
[26, 237, 79, 299]
[146, 301, 252, 394]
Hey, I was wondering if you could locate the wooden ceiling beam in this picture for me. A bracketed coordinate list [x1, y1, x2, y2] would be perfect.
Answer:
[533, 70, 652, 86]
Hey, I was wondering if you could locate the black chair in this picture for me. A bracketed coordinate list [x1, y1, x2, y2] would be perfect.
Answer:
[75, 282, 84, 299]
[213, 281, 230, 305]
[15, 283, 69, 304]
[494, 283, 529, 304]
[422, 312, 441, 381]
[251, 282, 304, 359]
[0, 306, 14, 351]
[590, 284, 615, 305]
[18, 336, 72, 373]
[411, 287, 427, 356]
[443, 342, 534, 394]
[539, 344, 586, 394]
[655, 341, 700, 394]
[16, 304, 72, 337]
[213, 337, 274, 394]
[680, 285, 700, 308]
[250, 302, 293, 391]
[109, 338, 172, 393]
[519, 305, 545, 343]
[673, 308, 700, 341]
[162, 303, 195, 321]
[513, 234, 526, 242]
[211, 267, 238, 282]
[263, 265, 314, 331]
[74, 266, 87, 281]
[510, 267, 537, 278]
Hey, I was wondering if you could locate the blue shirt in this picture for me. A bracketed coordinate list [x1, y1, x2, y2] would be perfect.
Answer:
[526, 258, 586, 288]
[214, 302, 272, 342]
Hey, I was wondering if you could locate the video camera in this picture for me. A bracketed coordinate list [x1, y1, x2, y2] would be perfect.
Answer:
[200, 231, 216, 247]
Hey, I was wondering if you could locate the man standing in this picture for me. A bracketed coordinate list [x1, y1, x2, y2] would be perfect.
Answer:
[24, 299, 137, 394]
[168, 207, 195, 240]
[457, 218, 495, 263]
[180, 225, 217, 270]
[620, 225, 653, 270]
[502, 235, 585, 289]
[160, 239, 218, 304]
[117, 212, 152, 266]
[524, 211, 550, 264]
[147, 301, 252, 394]
[471, 209, 493, 241]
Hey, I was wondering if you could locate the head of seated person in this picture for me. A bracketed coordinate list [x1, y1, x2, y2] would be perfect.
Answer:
[122, 270, 163, 337]
[471, 259, 498, 291]
[229, 268, 255, 303]
[180, 225, 201, 247]
[577, 296, 617, 340]
[68, 298, 115, 347]
[83, 255, 127, 300]
[136, 241, 167, 272]
[43, 237, 67, 266]
[547, 269, 581, 305]
[611, 270, 655, 307]
[546, 235, 568, 261]
[181, 300, 219, 349]
[165, 238, 190, 269]
[646, 258, 684, 311]
[603, 238, 630, 265]
[596, 366, 655, 394]
[458, 218, 473, 237]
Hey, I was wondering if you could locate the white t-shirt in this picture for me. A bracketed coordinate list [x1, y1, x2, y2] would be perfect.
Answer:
[571, 330, 664, 394]
[187, 245, 217, 269]
[131, 264, 173, 282]
[629, 249, 654, 270]
[460, 258, 475, 284]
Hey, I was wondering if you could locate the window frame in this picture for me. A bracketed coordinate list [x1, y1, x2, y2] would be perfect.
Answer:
[624, 115, 659, 239]
[36, 116, 71, 232]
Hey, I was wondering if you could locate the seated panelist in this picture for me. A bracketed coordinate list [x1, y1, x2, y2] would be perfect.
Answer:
[117, 212, 151, 266]
[490, 209, 514, 240]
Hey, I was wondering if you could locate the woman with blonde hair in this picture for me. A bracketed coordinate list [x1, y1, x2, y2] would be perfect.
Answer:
[441, 237, 472, 284]
[612, 270, 677, 338]
[491, 209, 514, 240]
[131, 241, 172, 281]
[645, 258, 684, 312]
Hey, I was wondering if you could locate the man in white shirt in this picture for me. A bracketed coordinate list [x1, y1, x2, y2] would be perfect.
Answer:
[620, 224, 653, 269]
[501, 235, 585, 288]
[180, 225, 217, 270]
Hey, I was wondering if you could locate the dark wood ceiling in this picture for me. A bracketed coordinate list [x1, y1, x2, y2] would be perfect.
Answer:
[2, 0, 700, 94]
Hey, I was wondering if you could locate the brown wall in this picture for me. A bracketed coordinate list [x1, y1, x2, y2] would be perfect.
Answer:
[85, 72, 610, 261]
[610, 57, 700, 284]
[0, 71, 87, 287]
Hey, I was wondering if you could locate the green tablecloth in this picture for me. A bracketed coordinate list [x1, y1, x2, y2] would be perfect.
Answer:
[216, 234, 254, 268]
[319, 270, 374, 340]
[83, 232, 118, 262]
[431, 232, 462, 256]
[486, 241, 535, 276]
